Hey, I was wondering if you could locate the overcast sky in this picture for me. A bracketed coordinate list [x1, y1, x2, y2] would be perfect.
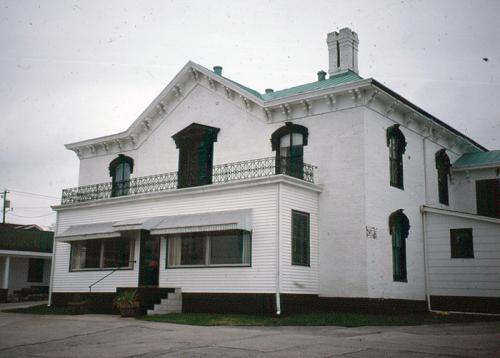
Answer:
[1, 0, 499, 228]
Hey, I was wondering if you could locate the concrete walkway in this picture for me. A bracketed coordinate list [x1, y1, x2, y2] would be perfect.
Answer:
[0, 311, 498, 357]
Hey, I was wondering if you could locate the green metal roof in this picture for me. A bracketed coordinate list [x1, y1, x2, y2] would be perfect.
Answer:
[218, 70, 363, 101]
[453, 150, 500, 168]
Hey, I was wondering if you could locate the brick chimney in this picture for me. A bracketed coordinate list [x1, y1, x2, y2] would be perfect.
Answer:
[327, 28, 359, 75]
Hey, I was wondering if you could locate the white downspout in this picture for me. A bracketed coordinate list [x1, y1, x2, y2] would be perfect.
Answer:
[48, 215, 59, 306]
[275, 182, 281, 315]
[421, 137, 431, 312]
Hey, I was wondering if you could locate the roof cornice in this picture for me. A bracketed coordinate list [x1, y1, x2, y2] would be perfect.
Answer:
[65, 61, 487, 159]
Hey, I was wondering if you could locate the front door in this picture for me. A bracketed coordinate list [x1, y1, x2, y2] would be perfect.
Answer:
[138, 231, 160, 286]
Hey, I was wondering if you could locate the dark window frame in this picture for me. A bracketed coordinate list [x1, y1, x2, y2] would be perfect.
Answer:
[476, 179, 500, 219]
[435, 149, 451, 205]
[109, 154, 134, 197]
[386, 124, 407, 190]
[389, 209, 410, 282]
[69, 238, 134, 272]
[172, 123, 220, 189]
[291, 210, 310, 266]
[271, 122, 309, 180]
[450, 228, 474, 259]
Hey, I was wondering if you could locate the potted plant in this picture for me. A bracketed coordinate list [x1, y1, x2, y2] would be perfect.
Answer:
[113, 290, 140, 317]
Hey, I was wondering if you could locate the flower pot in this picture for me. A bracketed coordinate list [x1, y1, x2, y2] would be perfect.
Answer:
[118, 301, 140, 317]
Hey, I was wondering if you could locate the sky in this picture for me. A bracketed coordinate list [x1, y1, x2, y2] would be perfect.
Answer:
[1, 0, 499, 228]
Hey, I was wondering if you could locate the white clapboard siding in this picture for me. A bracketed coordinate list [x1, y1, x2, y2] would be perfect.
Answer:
[279, 183, 320, 294]
[54, 181, 286, 293]
[425, 212, 500, 298]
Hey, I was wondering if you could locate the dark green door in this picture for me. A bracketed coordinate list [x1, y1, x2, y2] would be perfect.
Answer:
[139, 231, 160, 286]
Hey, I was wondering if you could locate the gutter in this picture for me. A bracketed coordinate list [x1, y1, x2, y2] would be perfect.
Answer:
[47, 215, 59, 307]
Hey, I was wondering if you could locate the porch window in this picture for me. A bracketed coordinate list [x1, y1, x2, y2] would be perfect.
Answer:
[166, 230, 251, 267]
[435, 149, 451, 205]
[109, 154, 134, 197]
[70, 237, 133, 270]
[292, 210, 310, 266]
[27, 258, 44, 283]
[271, 122, 309, 179]
[389, 209, 410, 282]
[386, 124, 406, 189]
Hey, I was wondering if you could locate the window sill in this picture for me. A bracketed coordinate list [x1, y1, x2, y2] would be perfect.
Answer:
[291, 263, 310, 267]
[166, 264, 251, 269]
[69, 267, 134, 272]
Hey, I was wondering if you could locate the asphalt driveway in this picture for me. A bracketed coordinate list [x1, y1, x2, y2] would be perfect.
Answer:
[0, 310, 499, 357]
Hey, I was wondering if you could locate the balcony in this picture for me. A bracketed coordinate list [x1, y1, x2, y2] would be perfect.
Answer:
[61, 157, 316, 205]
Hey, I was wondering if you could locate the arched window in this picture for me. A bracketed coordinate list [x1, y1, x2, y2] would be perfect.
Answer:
[271, 122, 309, 179]
[109, 154, 134, 197]
[386, 124, 406, 189]
[389, 209, 410, 282]
[435, 149, 451, 205]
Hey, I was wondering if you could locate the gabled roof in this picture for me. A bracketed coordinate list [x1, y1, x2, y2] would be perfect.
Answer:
[65, 61, 488, 158]
[453, 150, 500, 170]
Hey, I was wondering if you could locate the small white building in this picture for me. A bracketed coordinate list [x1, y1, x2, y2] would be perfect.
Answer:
[1, 224, 53, 302]
[50, 28, 500, 314]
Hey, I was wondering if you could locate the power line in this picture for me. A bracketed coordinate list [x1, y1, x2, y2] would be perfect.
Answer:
[5, 188, 60, 200]
[8, 212, 56, 218]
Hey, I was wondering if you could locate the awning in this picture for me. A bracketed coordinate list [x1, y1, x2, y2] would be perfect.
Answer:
[150, 209, 252, 235]
[112, 217, 165, 232]
[57, 222, 120, 242]
[56, 209, 253, 241]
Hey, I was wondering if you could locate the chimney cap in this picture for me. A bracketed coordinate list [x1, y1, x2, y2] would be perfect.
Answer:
[265, 88, 274, 94]
[317, 70, 327, 81]
[213, 66, 223, 76]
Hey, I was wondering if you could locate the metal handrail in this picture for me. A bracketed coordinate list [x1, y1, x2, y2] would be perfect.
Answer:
[88, 261, 136, 293]
[62, 157, 316, 205]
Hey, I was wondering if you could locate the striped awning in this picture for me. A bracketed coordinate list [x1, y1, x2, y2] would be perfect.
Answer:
[56, 209, 252, 241]
[150, 209, 252, 235]
[57, 222, 120, 242]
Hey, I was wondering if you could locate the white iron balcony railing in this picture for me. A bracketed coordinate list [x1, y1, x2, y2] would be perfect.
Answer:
[61, 157, 315, 205]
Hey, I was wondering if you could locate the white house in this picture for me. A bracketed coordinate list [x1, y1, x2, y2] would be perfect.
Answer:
[50, 28, 500, 315]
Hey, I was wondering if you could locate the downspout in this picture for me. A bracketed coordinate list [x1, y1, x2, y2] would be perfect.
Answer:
[47, 214, 59, 307]
[275, 182, 281, 315]
[421, 137, 431, 312]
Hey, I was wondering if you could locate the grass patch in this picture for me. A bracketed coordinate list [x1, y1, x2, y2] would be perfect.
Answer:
[3, 304, 70, 315]
[138, 311, 500, 327]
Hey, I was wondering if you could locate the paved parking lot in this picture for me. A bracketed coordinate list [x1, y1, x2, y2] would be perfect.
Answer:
[0, 310, 499, 357]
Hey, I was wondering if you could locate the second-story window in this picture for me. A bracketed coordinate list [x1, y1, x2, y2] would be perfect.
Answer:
[386, 124, 406, 189]
[109, 154, 134, 197]
[435, 149, 451, 205]
[172, 123, 220, 189]
[271, 122, 309, 179]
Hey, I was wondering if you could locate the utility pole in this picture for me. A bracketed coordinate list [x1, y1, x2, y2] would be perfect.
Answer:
[2, 189, 9, 224]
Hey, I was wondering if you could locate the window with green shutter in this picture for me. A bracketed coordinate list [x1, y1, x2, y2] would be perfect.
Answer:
[172, 123, 220, 188]
[291, 210, 310, 266]
[109, 154, 134, 197]
[476, 179, 500, 218]
[450, 228, 474, 258]
[386, 124, 406, 190]
[271, 122, 309, 180]
[389, 209, 410, 282]
[435, 149, 451, 205]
